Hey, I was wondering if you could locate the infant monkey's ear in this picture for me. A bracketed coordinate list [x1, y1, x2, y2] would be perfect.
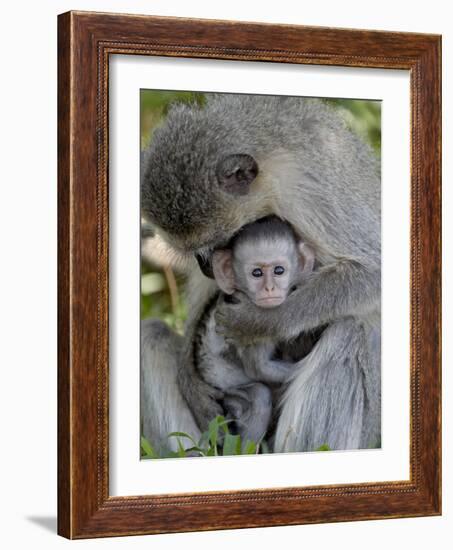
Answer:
[212, 249, 235, 294]
[298, 242, 315, 274]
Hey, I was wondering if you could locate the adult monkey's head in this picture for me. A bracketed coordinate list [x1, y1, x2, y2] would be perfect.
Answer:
[141, 97, 276, 262]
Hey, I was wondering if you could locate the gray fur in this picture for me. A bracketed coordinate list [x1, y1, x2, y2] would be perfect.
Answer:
[141, 94, 381, 452]
[140, 319, 201, 454]
[195, 299, 284, 443]
[274, 318, 380, 451]
[223, 384, 272, 444]
[230, 216, 298, 249]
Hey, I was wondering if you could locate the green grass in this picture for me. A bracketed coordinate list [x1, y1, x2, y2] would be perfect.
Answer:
[141, 416, 265, 459]
[141, 416, 333, 459]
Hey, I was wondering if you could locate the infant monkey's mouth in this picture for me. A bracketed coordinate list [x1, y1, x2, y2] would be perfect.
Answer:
[256, 297, 285, 308]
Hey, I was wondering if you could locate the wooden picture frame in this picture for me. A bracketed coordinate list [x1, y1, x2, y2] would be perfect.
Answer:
[58, 10, 441, 539]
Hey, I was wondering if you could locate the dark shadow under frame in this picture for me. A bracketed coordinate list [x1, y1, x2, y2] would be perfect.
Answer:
[58, 10, 441, 539]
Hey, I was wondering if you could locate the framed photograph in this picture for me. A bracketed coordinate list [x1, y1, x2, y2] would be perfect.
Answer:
[58, 11, 441, 538]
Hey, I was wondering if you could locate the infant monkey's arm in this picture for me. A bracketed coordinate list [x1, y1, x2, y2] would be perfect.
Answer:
[238, 343, 294, 384]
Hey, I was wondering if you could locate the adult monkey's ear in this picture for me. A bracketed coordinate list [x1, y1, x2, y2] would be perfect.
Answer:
[216, 154, 258, 195]
[212, 249, 235, 294]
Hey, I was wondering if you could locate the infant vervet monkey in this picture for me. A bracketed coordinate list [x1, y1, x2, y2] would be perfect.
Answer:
[194, 217, 315, 445]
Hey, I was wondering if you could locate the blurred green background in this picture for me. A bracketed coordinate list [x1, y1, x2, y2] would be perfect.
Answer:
[140, 91, 381, 332]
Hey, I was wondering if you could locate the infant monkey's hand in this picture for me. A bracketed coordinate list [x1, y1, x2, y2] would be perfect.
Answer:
[222, 292, 241, 305]
[215, 293, 267, 347]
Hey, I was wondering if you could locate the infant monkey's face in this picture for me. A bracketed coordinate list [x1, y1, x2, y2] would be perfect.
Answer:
[212, 225, 315, 308]
[235, 240, 295, 308]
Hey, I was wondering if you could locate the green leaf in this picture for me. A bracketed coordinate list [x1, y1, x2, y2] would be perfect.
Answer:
[217, 415, 230, 436]
[316, 444, 331, 452]
[184, 446, 206, 456]
[168, 431, 191, 438]
[141, 436, 158, 458]
[243, 440, 257, 455]
[176, 438, 187, 457]
[223, 434, 242, 456]
[168, 431, 198, 447]
[197, 430, 210, 449]
[208, 417, 221, 455]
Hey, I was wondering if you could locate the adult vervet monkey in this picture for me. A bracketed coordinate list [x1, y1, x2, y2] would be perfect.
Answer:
[141, 94, 381, 453]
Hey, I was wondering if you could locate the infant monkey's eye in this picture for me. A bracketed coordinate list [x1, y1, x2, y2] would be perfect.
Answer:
[252, 268, 263, 278]
[274, 266, 285, 275]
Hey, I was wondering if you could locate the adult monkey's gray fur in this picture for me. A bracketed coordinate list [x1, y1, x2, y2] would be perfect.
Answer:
[141, 94, 381, 453]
